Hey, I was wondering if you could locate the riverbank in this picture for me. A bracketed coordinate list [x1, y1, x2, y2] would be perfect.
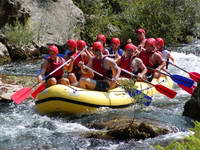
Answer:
[0, 75, 35, 101]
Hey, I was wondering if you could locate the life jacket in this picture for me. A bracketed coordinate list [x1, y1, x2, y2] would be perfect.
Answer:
[119, 55, 135, 78]
[92, 56, 111, 80]
[108, 48, 123, 56]
[46, 56, 65, 78]
[139, 50, 160, 74]
[139, 51, 153, 67]
[64, 49, 76, 61]
[71, 51, 88, 80]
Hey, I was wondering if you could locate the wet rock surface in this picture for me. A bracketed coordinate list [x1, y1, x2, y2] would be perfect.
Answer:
[0, 75, 35, 102]
[0, 0, 85, 63]
[84, 118, 170, 140]
[183, 82, 200, 121]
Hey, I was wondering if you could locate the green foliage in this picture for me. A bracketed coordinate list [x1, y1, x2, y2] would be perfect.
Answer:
[119, 79, 149, 104]
[74, 0, 200, 45]
[3, 20, 34, 48]
[119, 78, 137, 91]
[155, 121, 200, 150]
[121, 0, 200, 44]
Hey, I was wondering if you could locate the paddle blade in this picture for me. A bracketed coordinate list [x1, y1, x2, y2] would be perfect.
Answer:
[170, 74, 194, 87]
[178, 84, 196, 95]
[31, 83, 46, 98]
[155, 84, 177, 99]
[127, 89, 152, 106]
[11, 88, 32, 104]
[189, 72, 200, 82]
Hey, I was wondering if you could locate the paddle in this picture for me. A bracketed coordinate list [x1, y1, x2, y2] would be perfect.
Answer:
[178, 84, 196, 95]
[11, 47, 87, 104]
[83, 65, 152, 105]
[169, 62, 200, 82]
[31, 83, 46, 98]
[148, 67, 194, 88]
[120, 68, 177, 99]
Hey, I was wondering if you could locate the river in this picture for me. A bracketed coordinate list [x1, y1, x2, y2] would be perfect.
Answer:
[0, 41, 200, 149]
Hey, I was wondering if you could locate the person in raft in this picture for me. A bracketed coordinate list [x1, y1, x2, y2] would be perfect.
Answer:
[37, 45, 70, 87]
[135, 28, 147, 53]
[117, 43, 147, 80]
[107, 37, 124, 62]
[155, 37, 175, 68]
[95, 33, 109, 55]
[78, 41, 121, 92]
[64, 39, 77, 60]
[139, 38, 166, 81]
[68, 40, 89, 81]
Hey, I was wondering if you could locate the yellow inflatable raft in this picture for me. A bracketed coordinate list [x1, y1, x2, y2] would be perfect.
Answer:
[35, 76, 173, 114]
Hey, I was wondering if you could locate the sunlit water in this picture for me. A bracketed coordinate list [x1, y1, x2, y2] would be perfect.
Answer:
[0, 45, 200, 149]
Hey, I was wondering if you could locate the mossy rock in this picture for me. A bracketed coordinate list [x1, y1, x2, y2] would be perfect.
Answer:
[0, 56, 11, 65]
[84, 118, 169, 140]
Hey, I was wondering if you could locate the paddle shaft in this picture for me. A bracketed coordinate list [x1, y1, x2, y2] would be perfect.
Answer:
[120, 68, 155, 86]
[168, 62, 189, 73]
[147, 67, 169, 76]
[83, 65, 112, 81]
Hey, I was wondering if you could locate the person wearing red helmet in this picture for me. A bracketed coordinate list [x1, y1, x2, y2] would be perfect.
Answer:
[155, 38, 175, 67]
[96, 34, 106, 44]
[108, 37, 124, 61]
[64, 39, 77, 60]
[37, 45, 70, 87]
[96, 33, 109, 55]
[68, 40, 90, 81]
[76, 40, 90, 64]
[139, 38, 166, 80]
[78, 41, 120, 91]
[117, 44, 147, 79]
[135, 28, 147, 52]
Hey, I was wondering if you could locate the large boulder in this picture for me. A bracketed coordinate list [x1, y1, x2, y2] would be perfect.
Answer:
[24, 0, 85, 45]
[0, 0, 85, 61]
[183, 82, 200, 121]
[84, 118, 170, 140]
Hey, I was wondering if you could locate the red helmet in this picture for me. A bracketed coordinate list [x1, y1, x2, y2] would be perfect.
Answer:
[136, 28, 146, 35]
[111, 37, 120, 46]
[67, 39, 77, 49]
[77, 40, 87, 50]
[124, 44, 137, 51]
[156, 38, 164, 47]
[92, 41, 103, 51]
[145, 38, 156, 47]
[96, 34, 106, 44]
[48, 45, 59, 54]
